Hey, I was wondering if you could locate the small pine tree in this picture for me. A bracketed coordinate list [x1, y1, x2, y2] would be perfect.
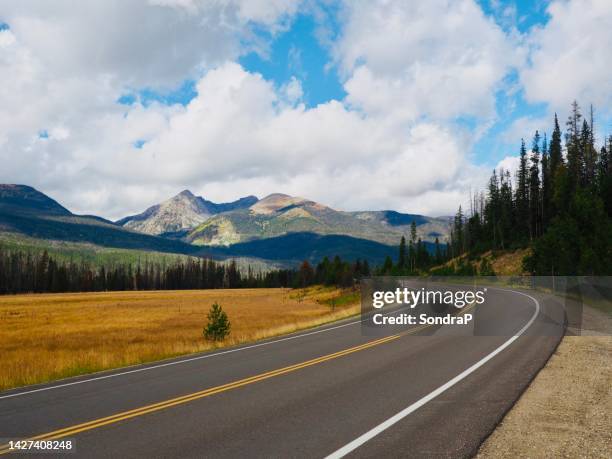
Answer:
[204, 303, 231, 341]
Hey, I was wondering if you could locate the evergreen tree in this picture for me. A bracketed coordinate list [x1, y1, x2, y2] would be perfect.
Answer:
[408, 221, 417, 271]
[203, 303, 231, 341]
[452, 206, 464, 255]
[434, 237, 442, 264]
[541, 133, 551, 228]
[566, 100, 583, 189]
[398, 236, 407, 270]
[529, 131, 541, 239]
[382, 256, 393, 275]
[515, 139, 530, 240]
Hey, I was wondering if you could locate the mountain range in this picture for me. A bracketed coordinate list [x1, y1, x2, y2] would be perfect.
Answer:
[116, 191, 450, 247]
[0, 184, 451, 266]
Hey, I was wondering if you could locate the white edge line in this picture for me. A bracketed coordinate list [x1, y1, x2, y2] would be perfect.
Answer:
[0, 303, 406, 400]
[325, 288, 541, 459]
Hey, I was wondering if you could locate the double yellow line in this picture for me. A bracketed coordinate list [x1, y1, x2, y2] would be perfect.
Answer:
[0, 300, 477, 455]
[0, 334, 400, 455]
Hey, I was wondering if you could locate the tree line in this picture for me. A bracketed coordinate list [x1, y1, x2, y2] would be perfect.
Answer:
[0, 246, 372, 295]
[373, 221, 449, 275]
[450, 101, 612, 275]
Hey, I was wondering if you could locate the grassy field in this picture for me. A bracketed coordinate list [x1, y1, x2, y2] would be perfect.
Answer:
[0, 286, 360, 391]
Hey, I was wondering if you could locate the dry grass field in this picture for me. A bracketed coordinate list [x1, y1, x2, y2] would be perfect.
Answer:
[0, 287, 360, 391]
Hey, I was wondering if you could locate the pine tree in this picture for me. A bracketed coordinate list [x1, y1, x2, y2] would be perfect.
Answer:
[515, 139, 530, 241]
[529, 131, 541, 239]
[453, 206, 464, 255]
[583, 106, 597, 186]
[409, 221, 417, 271]
[541, 133, 551, 228]
[398, 236, 407, 270]
[485, 169, 500, 248]
[382, 256, 393, 274]
[434, 237, 442, 264]
[203, 303, 231, 341]
[566, 100, 583, 189]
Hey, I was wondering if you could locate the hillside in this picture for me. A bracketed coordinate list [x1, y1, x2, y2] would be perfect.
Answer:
[202, 232, 405, 265]
[0, 185, 202, 256]
[429, 249, 530, 276]
[187, 193, 449, 247]
[0, 184, 70, 216]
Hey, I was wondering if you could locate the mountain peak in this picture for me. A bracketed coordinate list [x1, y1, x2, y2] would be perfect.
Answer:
[0, 184, 71, 216]
[249, 193, 331, 215]
[176, 189, 195, 198]
[118, 191, 258, 235]
[251, 193, 309, 215]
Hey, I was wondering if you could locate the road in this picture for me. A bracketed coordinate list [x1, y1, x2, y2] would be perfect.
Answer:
[0, 286, 565, 458]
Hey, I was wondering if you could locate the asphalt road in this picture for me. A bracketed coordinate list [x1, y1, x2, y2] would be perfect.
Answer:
[0, 286, 565, 458]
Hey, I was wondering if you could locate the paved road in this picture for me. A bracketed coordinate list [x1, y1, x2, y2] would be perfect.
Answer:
[0, 286, 565, 458]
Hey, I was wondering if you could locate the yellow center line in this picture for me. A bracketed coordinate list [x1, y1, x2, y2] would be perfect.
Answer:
[0, 334, 399, 454]
[0, 300, 478, 455]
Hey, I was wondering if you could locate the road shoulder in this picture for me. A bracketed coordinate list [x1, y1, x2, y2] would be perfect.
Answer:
[477, 307, 611, 458]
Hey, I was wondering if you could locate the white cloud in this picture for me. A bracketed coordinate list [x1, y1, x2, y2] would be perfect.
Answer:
[496, 155, 520, 178]
[281, 76, 304, 104]
[500, 115, 550, 145]
[521, 0, 612, 112]
[334, 0, 519, 121]
[0, 0, 302, 88]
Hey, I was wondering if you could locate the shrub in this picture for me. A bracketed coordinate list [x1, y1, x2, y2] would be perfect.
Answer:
[203, 303, 231, 341]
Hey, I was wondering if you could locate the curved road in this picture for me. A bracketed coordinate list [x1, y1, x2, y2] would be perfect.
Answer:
[0, 286, 565, 458]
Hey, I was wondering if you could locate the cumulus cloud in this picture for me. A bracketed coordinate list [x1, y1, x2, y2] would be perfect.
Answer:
[500, 115, 550, 145]
[495, 155, 520, 178]
[521, 0, 612, 112]
[0, 0, 301, 88]
[334, 0, 519, 121]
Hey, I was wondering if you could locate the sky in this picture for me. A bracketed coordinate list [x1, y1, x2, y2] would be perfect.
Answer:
[1, 0, 611, 219]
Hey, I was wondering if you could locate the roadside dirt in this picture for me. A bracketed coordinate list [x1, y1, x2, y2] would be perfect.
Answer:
[477, 315, 612, 458]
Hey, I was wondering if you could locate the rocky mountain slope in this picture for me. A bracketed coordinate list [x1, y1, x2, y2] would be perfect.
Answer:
[186, 193, 450, 247]
[116, 190, 257, 236]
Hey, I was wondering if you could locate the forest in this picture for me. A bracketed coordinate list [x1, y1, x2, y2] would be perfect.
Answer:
[0, 246, 369, 295]
[448, 101, 611, 275]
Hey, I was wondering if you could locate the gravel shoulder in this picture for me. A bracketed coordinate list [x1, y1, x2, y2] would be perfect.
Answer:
[477, 307, 611, 458]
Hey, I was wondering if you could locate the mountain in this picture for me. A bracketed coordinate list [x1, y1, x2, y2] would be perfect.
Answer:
[186, 193, 450, 247]
[203, 232, 405, 265]
[0, 185, 450, 267]
[116, 190, 257, 236]
[0, 185, 201, 256]
[0, 184, 70, 216]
